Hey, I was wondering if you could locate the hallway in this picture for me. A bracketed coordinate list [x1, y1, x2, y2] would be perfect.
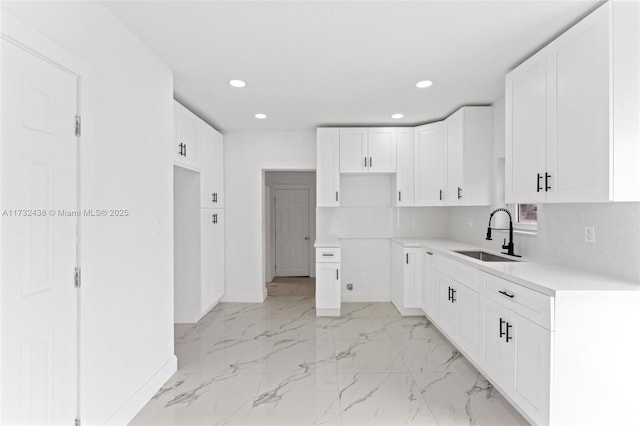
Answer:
[131, 297, 526, 425]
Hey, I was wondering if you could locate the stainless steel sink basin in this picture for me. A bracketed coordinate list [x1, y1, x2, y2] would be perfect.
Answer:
[454, 250, 520, 262]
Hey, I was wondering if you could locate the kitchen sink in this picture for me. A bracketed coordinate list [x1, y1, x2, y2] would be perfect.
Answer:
[454, 250, 520, 262]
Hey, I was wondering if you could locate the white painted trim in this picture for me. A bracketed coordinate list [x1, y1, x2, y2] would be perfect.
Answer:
[104, 356, 177, 426]
[342, 293, 391, 303]
[316, 308, 340, 317]
[221, 292, 267, 303]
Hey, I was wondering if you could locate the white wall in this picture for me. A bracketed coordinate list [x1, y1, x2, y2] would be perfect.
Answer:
[265, 171, 317, 279]
[1, 2, 176, 424]
[224, 130, 316, 302]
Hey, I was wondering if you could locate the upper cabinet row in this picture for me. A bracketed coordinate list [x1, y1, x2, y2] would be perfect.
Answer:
[317, 106, 494, 207]
[174, 100, 224, 209]
[506, 1, 640, 203]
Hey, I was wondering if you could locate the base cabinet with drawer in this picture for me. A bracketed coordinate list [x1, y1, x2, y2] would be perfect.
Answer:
[315, 245, 341, 316]
[391, 242, 424, 316]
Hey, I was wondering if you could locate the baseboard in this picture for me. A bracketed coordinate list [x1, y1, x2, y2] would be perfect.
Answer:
[193, 298, 221, 323]
[341, 293, 391, 303]
[220, 292, 266, 303]
[104, 355, 177, 426]
[390, 301, 424, 317]
[316, 308, 340, 317]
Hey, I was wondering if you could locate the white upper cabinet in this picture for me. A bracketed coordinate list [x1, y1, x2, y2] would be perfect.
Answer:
[445, 107, 493, 206]
[339, 128, 396, 173]
[367, 128, 397, 173]
[339, 128, 368, 173]
[317, 128, 340, 207]
[414, 122, 446, 206]
[393, 128, 414, 206]
[506, 2, 640, 203]
[198, 117, 224, 209]
[210, 128, 224, 209]
[174, 101, 200, 170]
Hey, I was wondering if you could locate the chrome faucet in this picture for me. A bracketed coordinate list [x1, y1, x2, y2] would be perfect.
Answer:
[486, 208, 521, 257]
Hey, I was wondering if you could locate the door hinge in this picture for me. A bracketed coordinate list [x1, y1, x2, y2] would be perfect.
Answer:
[74, 417, 81, 426]
[75, 116, 81, 137]
[74, 267, 81, 288]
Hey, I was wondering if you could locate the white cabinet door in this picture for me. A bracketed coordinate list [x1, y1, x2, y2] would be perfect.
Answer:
[403, 248, 422, 309]
[414, 122, 446, 206]
[436, 273, 457, 336]
[339, 128, 368, 173]
[316, 263, 340, 310]
[211, 128, 224, 208]
[395, 128, 414, 206]
[445, 110, 464, 206]
[211, 211, 225, 303]
[367, 128, 396, 173]
[482, 299, 516, 393]
[174, 101, 200, 169]
[456, 283, 480, 357]
[422, 251, 436, 318]
[317, 128, 340, 207]
[200, 210, 215, 312]
[505, 51, 548, 205]
[199, 121, 215, 208]
[546, 3, 610, 203]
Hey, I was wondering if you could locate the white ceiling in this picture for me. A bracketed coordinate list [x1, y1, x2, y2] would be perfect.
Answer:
[105, 0, 601, 132]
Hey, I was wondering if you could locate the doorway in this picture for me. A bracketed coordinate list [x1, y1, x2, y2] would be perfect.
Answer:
[263, 171, 316, 297]
[1, 37, 80, 424]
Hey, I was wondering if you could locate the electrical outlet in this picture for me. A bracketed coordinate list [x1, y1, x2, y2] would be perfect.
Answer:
[412, 218, 419, 228]
[584, 226, 596, 244]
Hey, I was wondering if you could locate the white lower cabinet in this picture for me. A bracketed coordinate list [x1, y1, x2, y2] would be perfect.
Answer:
[315, 246, 341, 316]
[481, 297, 551, 425]
[200, 209, 225, 316]
[421, 251, 435, 317]
[391, 242, 423, 316]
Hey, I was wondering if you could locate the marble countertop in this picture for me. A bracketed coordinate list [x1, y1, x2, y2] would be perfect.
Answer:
[314, 238, 341, 248]
[392, 238, 640, 296]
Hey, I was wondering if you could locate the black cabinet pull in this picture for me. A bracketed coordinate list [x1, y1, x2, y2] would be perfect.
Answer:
[439, 189, 443, 201]
[184, 143, 187, 157]
[178, 143, 184, 156]
[499, 318, 506, 338]
[536, 173, 543, 192]
[448, 287, 452, 301]
[451, 288, 456, 303]
[506, 322, 513, 342]
[212, 213, 218, 224]
[498, 290, 515, 299]
[335, 191, 339, 202]
[406, 253, 409, 264]
[457, 187, 462, 199]
[364, 157, 367, 167]
[426, 251, 433, 256]
[369, 157, 372, 168]
[336, 269, 339, 280]
[545, 173, 551, 191]
[398, 191, 402, 202]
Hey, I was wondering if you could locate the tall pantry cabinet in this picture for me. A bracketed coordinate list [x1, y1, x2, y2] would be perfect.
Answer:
[173, 100, 225, 323]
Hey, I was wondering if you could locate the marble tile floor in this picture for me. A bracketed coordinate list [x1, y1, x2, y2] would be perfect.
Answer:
[267, 277, 315, 297]
[130, 297, 528, 426]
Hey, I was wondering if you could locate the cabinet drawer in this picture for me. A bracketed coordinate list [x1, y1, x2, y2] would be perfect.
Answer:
[481, 271, 553, 330]
[436, 255, 479, 292]
[316, 247, 341, 263]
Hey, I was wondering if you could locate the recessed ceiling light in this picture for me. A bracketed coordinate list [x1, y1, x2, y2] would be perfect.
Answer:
[255, 113, 267, 119]
[229, 79, 246, 88]
[391, 113, 404, 119]
[416, 80, 433, 89]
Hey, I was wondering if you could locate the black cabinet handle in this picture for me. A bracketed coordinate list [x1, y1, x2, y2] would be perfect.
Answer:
[506, 322, 513, 342]
[398, 191, 402, 202]
[364, 157, 367, 167]
[335, 191, 339, 202]
[406, 253, 409, 264]
[426, 251, 433, 256]
[498, 290, 515, 299]
[448, 287, 452, 301]
[545, 173, 551, 191]
[451, 288, 456, 303]
[178, 143, 185, 156]
[370, 157, 372, 168]
[537, 173, 543, 192]
[336, 269, 339, 280]
[439, 190, 443, 201]
[212, 213, 218, 224]
[457, 187, 462, 199]
[499, 318, 506, 338]
[184, 143, 187, 157]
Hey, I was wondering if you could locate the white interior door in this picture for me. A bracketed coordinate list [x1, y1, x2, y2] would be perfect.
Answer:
[274, 189, 310, 277]
[1, 38, 79, 425]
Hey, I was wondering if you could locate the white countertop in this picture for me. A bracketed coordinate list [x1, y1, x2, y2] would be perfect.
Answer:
[314, 238, 341, 248]
[392, 238, 640, 296]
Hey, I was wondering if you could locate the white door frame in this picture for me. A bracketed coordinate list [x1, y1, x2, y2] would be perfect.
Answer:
[1, 12, 95, 423]
[272, 185, 312, 277]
